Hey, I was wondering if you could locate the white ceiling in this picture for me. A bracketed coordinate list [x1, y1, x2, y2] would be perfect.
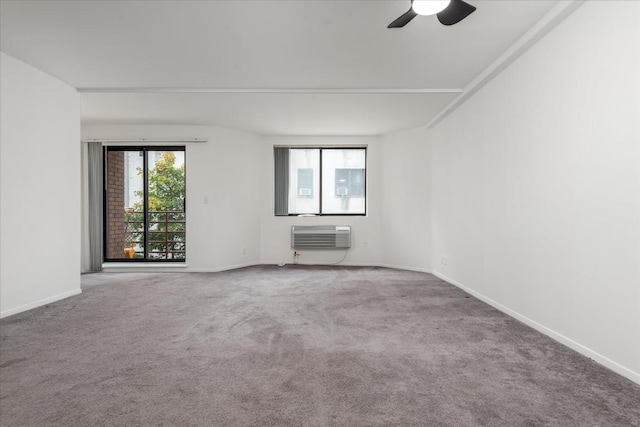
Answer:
[1, 0, 564, 136]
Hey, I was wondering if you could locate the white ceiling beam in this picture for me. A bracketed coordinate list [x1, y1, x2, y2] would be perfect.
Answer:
[424, 0, 586, 130]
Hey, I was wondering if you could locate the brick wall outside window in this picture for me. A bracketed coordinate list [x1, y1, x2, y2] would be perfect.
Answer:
[106, 151, 126, 259]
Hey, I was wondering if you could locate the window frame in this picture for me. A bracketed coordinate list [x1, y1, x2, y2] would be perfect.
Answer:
[275, 146, 367, 217]
[103, 145, 187, 263]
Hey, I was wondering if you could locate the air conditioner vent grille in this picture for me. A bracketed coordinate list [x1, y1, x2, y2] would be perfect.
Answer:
[291, 226, 351, 249]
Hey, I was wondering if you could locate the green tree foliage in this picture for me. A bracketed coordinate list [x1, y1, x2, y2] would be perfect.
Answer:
[143, 152, 185, 211]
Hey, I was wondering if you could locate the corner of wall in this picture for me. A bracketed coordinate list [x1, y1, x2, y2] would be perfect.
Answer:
[1, 52, 82, 317]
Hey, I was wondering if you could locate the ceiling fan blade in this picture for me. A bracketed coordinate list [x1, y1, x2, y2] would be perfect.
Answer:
[388, 9, 418, 28]
[437, 0, 476, 26]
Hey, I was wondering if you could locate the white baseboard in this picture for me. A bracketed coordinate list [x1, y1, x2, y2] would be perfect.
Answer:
[1, 288, 82, 319]
[431, 270, 640, 386]
[378, 263, 432, 274]
[194, 262, 429, 273]
[259, 260, 373, 267]
[184, 262, 258, 273]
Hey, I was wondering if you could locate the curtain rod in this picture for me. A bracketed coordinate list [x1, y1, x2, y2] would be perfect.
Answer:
[82, 138, 207, 143]
[79, 87, 463, 94]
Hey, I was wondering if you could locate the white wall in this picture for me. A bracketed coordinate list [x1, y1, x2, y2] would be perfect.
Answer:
[1, 52, 81, 318]
[259, 136, 383, 266]
[430, 1, 640, 383]
[380, 128, 432, 272]
[81, 125, 262, 272]
[81, 129, 433, 272]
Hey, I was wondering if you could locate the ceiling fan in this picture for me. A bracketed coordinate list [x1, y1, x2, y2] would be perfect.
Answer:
[388, 0, 476, 28]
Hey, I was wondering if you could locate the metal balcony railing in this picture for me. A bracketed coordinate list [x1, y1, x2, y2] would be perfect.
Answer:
[123, 210, 186, 260]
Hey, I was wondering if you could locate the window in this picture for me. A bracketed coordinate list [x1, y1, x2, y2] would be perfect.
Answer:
[274, 147, 366, 215]
[297, 168, 314, 197]
[335, 168, 365, 197]
[104, 147, 186, 261]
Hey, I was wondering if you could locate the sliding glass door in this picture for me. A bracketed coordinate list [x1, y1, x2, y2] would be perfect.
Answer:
[104, 147, 186, 262]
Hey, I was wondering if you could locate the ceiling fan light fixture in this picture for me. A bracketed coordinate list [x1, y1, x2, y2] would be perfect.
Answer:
[412, 0, 451, 16]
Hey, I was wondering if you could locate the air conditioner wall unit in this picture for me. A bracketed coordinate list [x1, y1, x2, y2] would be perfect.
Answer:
[291, 225, 351, 249]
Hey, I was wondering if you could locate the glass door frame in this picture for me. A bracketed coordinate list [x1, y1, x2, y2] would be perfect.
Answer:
[103, 145, 186, 262]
